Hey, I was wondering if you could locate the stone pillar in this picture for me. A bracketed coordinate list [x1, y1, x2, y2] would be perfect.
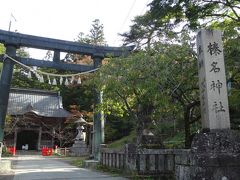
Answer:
[93, 54, 105, 161]
[87, 125, 93, 155]
[197, 29, 230, 130]
[90, 126, 94, 156]
[0, 45, 16, 156]
[175, 29, 240, 180]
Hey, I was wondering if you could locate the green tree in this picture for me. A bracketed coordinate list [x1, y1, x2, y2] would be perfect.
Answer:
[77, 19, 106, 46]
[88, 19, 106, 45]
[209, 17, 240, 129]
[149, 0, 240, 28]
[70, 19, 106, 64]
[17, 47, 30, 58]
[118, 0, 240, 148]
[93, 37, 200, 147]
[0, 44, 5, 54]
[121, 0, 240, 48]
[0, 44, 6, 71]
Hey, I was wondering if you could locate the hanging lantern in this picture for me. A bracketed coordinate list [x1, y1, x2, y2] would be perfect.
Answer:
[65, 77, 69, 86]
[60, 76, 63, 85]
[77, 76, 81, 84]
[52, 78, 57, 85]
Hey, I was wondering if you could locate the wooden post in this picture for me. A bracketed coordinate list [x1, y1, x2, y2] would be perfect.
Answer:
[88, 125, 93, 155]
[64, 147, 67, 156]
[38, 127, 42, 150]
[197, 29, 230, 129]
[51, 127, 55, 148]
[93, 54, 105, 161]
[13, 128, 18, 148]
[0, 45, 16, 145]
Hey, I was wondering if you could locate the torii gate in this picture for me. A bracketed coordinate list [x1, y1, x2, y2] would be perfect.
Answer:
[0, 29, 133, 160]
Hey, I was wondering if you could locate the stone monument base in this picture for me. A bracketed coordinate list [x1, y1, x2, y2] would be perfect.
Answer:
[70, 140, 89, 156]
[176, 130, 240, 180]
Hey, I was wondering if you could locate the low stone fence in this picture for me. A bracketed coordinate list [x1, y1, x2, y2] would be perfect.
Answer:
[101, 148, 125, 169]
[100, 144, 190, 177]
[56, 147, 70, 156]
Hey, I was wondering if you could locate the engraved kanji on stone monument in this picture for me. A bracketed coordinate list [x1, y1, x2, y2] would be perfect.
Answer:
[197, 29, 230, 129]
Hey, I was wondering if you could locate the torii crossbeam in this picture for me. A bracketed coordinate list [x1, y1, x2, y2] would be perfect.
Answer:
[0, 29, 133, 160]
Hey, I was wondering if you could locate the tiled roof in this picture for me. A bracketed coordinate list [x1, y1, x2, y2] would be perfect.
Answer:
[7, 88, 70, 118]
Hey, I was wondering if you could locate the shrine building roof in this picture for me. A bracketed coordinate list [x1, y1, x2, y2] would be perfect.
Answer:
[7, 88, 70, 118]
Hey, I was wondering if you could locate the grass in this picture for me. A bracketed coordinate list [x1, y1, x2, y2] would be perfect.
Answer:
[96, 165, 163, 180]
[107, 131, 136, 149]
[70, 156, 89, 168]
[1, 147, 13, 157]
[163, 131, 185, 148]
[57, 156, 88, 168]
[96, 164, 124, 177]
[107, 130, 185, 149]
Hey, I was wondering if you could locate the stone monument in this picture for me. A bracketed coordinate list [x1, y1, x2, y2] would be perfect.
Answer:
[70, 116, 89, 156]
[197, 30, 230, 129]
[175, 29, 240, 180]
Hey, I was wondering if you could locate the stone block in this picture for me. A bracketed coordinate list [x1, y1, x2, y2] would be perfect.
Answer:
[149, 154, 155, 171]
[191, 130, 240, 153]
[70, 141, 89, 156]
[83, 160, 99, 169]
[139, 154, 145, 171]
[176, 130, 240, 180]
[166, 154, 174, 171]
[0, 160, 12, 173]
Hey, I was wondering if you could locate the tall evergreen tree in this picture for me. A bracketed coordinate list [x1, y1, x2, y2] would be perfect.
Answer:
[88, 19, 106, 46]
[77, 19, 106, 46]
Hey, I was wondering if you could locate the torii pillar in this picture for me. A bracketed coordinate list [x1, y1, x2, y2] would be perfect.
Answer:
[93, 54, 104, 161]
[0, 45, 16, 144]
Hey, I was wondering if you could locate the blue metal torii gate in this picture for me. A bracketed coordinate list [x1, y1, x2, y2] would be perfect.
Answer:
[0, 29, 133, 160]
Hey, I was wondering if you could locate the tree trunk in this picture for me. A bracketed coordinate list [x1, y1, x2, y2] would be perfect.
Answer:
[184, 107, 191, 148]
[136, 103, 154, 146]
[136, 118, 144, 147]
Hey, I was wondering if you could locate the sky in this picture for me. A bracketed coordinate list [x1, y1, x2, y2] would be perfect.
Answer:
[0, 0, 150, 58]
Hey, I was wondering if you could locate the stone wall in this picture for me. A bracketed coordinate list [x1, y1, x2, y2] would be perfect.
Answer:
[101, 133, 240, 180]
[175, 130, 240, 180]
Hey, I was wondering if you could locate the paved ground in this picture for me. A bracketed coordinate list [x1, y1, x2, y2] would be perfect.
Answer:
[1, 154, 128, 180]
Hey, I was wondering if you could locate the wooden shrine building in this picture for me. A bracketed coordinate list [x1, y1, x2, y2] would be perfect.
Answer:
[4, 88, 70, 151]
